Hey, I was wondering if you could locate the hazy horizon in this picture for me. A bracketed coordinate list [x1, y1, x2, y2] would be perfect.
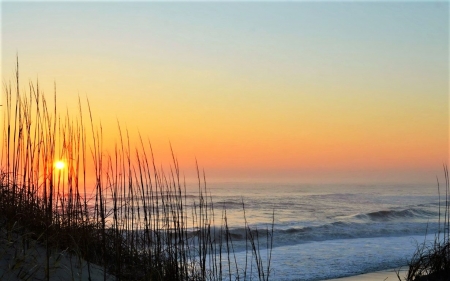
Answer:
[2, 1, 448, 184]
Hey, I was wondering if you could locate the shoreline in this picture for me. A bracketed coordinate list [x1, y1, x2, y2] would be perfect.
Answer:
[323, 267, 406, 281]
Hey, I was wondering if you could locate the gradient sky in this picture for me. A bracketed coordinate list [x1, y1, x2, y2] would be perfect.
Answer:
[2, 1, 449, 183]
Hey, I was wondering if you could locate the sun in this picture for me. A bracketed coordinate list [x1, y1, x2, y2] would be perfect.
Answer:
[54, 160, 66, 170]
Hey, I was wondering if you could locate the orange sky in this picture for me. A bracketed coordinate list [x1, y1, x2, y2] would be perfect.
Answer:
[2, 2, 448, 184]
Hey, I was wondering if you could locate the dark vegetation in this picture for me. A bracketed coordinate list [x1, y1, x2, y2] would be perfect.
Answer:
[398, 166, 450, 281]
[0, 60, 273, 280]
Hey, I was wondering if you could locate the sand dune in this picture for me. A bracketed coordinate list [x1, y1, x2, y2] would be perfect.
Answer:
[0, 226, 114, 281]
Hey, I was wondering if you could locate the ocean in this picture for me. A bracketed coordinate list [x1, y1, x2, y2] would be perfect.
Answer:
[181, 182, 442, 281]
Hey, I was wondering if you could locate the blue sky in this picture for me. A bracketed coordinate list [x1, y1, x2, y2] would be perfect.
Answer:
[2, 1, 448, 183]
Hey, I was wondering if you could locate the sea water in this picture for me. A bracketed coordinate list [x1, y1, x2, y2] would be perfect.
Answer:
[101, 182, 442, 280]
[184, 182, 442, 281]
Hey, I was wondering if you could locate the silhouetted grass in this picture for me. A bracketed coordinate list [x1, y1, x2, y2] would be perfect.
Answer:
[398, 166, 450, 281]
[0, 59, 273, 281]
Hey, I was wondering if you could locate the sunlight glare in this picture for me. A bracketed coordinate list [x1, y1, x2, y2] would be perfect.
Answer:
[54, 160, 65, 170]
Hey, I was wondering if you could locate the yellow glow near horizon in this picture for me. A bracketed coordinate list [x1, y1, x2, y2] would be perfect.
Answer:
[54, 161, 66, 170]
[2, 3, 448, 183]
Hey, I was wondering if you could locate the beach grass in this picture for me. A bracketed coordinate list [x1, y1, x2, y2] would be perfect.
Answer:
[0, 60, 273, 281]
[398, 166, 450, 281]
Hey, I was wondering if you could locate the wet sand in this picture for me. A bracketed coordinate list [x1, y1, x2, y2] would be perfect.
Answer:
[324, 267, 406, 281]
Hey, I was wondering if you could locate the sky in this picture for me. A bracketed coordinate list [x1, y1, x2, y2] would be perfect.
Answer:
[1, 1, 449, 184]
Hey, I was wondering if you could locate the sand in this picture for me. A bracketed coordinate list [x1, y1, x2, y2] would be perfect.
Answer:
[324, 267, 407, 281]
[0, 226, 114, 281]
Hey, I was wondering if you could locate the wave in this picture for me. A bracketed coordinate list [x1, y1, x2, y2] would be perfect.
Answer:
[354, 208, 436, 221]
[214, 201, 245, 208]
[182, 220, 437, 244]
[231, 206, 435, 240]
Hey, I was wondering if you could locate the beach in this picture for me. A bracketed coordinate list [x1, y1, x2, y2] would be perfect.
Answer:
[0, 235, 114, 281]
[325, 268, 406, 281]
[0, 180, 435, 280]
[2, 1, 448, 280]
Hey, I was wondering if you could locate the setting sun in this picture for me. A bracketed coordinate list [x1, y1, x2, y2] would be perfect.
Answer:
[54, 160, 65, 170]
